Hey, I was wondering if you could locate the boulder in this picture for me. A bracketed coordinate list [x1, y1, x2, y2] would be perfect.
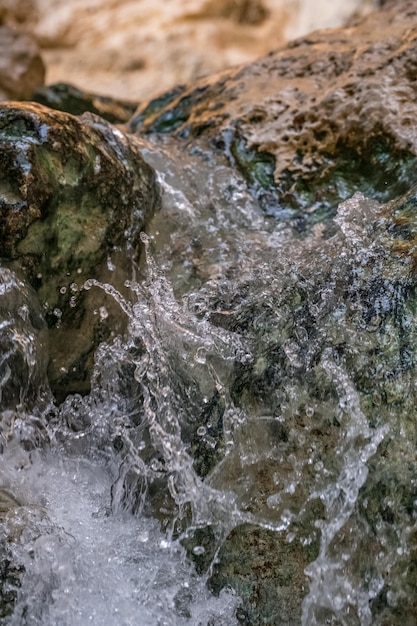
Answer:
[129, 0, 417, 222]
[0, 102, 159, 398]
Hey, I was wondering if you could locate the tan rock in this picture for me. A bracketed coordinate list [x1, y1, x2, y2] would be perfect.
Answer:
[129, 0, 417, 216]
[0, 25, 45, 100]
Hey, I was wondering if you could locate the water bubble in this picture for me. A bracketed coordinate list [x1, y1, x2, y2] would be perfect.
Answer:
[305, 406, 314, 418]
[192, 546, 206, 555]
[197, 426, 206, 437]
[60, 286, 67, 295]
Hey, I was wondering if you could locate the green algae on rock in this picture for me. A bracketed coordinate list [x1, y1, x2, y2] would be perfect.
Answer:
[0, 102, 159, 397]
[128, 0, 417, 222]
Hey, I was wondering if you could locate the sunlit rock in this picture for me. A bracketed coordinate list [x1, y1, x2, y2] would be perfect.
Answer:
[129, 0, 417, 221]
[0, 102, 159, 397]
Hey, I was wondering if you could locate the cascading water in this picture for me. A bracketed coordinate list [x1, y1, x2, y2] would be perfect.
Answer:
[1, 144, 417, 625]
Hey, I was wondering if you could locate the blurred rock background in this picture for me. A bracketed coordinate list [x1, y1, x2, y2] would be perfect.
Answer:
[0, 0, 378, 101]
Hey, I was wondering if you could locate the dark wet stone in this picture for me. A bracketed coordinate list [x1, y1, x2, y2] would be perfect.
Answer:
[0, 102, 159, 397]
[208, 523, 319, 626]
[32, 82, 138, 124]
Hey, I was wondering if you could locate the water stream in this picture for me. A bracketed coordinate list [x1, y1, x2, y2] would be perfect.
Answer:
[1, 145, 416, 624]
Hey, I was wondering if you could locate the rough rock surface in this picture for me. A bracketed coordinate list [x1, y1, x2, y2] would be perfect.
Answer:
[129, 0, 417, 221]
[0, 25, 45, 100]
[0, 102, 159, 397]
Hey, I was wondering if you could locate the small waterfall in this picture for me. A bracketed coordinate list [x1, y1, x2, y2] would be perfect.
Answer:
[1, 161, 416, 624]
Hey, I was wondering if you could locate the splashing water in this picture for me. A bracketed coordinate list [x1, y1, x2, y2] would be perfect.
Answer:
[1, 152, 417, 625]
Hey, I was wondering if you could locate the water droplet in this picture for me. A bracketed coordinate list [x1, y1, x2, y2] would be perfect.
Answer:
[192, 546, 205, 555]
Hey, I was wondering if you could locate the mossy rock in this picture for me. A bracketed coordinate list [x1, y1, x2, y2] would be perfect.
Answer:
[0, 102, 159, 397]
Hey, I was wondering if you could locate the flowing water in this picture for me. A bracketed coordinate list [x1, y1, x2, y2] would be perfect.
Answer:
[1, 145, 417, 624]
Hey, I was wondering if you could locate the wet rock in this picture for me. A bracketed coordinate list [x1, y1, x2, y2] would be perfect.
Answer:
[129, 0, 417, 222]
[31, 82, 138, 124]
[0, 25, 45, 101]
[0, 540, 23, 622]
[188, 189, 417, 623]
[0, 488, 24, 622]
[208, 523, 319, 625]
[0, 102, 159, 398]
